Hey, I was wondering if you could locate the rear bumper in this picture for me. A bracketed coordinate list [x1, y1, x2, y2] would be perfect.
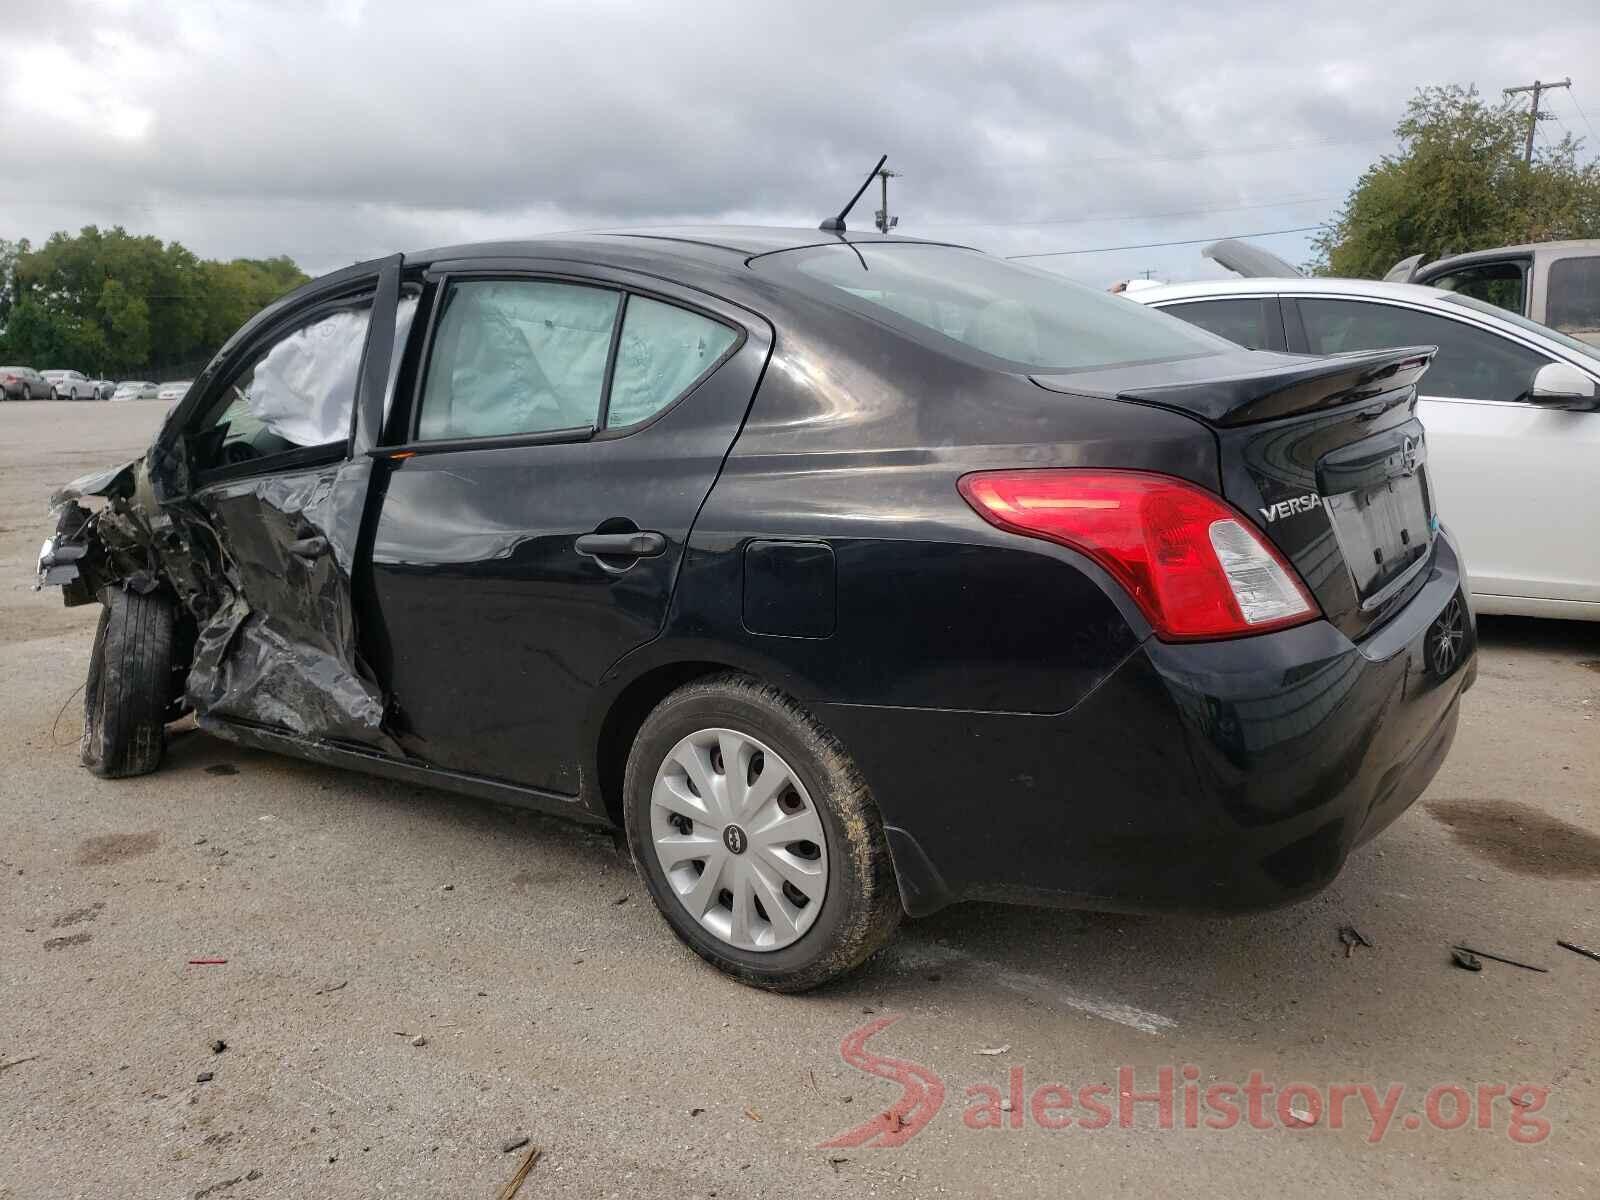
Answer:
[824, 530, 1476, 917]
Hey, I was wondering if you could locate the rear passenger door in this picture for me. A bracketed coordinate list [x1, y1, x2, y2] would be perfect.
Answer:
[365, 263, 771, 794]
[1285, 296, 1596, 606]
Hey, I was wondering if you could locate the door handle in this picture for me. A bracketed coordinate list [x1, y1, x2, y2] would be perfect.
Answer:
[575, 531, 667, 559]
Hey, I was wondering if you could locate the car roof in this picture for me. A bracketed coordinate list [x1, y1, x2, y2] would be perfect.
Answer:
[1129, 277, 1471, 305]
[1128, 276, 1600, 369]
[407, 226, 973, 269]
[1419, 240, 1600, 271]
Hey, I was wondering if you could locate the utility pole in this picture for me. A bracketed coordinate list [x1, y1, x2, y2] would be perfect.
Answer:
[874, 167, 900, 234]
[1503, 77, 1570, 164]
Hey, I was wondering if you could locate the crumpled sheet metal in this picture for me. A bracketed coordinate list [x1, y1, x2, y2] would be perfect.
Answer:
[40, 461, 167, 603]
[49, 459, 139, 509]
[182, 463, 397, 752]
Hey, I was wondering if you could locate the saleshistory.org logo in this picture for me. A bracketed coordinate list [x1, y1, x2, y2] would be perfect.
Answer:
[819, 1017, 1552, 1147]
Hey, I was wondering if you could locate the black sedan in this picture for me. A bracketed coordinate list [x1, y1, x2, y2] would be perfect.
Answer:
[39, 228, 1475, 990]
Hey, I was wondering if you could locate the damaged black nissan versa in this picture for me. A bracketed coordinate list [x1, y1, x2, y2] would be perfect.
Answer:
[39, 227, 1476, 991]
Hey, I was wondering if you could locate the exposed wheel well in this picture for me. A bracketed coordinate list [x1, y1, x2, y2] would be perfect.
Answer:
[594, 660, 737, 827]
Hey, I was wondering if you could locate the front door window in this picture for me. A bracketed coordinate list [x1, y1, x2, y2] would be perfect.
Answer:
[191, 296, 377, 474]
[1295, 299, 1550, 403]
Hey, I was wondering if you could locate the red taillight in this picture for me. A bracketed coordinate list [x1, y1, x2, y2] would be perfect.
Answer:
[958, 469, 1320, 641]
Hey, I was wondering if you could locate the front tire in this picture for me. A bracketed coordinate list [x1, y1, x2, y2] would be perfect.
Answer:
[81, 589, 174, 778]
[624, 674, 901, 992]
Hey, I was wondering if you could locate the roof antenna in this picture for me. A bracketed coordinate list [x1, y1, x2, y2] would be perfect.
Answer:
[819, 154, 888, 233]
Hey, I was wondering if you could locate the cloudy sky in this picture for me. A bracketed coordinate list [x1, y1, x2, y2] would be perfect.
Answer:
[3, 0, 1597, 285]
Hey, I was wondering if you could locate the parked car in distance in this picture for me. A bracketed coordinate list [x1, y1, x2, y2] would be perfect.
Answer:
[41, 369, 100, 400]
[1, 366, 53, 400]
[1131, 277, 1600, 621]
[111, 381, 161, 401]
[38, 230, 1476, 990]
[155, 380, 193, 402]
[89, 378, 116, 400]
[1386, 240, 1600, 347]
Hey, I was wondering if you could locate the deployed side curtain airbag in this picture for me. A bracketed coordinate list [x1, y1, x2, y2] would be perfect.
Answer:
[607, 296, 738, 427]
[247, 308, 370, 447]
[242, 297, 420, 448]
[418, 281, 617, 440]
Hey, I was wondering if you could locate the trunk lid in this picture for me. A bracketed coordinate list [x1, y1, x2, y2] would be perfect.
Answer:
[1033, 346, 1440, 640]
[1201, 237, 1305, 279]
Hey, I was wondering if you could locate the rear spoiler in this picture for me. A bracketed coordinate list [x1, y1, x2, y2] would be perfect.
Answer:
[1110, 347, 1437, 427]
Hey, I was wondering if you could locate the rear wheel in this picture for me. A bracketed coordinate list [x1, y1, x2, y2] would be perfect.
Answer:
[81, 589, 174, 778]
[623, 674, 901, 992]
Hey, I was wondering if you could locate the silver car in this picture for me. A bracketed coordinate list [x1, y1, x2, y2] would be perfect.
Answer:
[111, 381, 160, 401]
[40, 370, 100, 401]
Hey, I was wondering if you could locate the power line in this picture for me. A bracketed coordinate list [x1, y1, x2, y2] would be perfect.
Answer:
[1004, 225, 1322, 261]
[1566, 89, 1598, 146]
[919, 194, 1337, 231]
[975, 135, 1388, 174]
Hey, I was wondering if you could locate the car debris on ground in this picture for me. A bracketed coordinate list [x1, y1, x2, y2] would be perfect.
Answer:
[1337, 925, 1373, 956]
[1450, 945, 1548, 972]
[1451, 948, 1484, 972]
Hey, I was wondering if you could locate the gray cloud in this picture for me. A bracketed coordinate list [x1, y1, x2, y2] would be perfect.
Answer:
[2, 0, 1595, 283]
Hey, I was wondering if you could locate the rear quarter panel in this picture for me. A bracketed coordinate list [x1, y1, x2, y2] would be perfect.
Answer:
[642, 309, 1223, 716]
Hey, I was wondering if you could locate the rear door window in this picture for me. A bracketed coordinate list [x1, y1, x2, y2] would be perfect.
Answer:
[1157, 298, 1282, 351]
[606, 296, 739, 428]
[1547, 256, 1600, 341]
[1295, 298, 1551, 404]
[417, 280, 620, 441]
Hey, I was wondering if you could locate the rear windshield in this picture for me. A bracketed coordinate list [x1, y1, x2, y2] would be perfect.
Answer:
[757, 242, 1228, 372]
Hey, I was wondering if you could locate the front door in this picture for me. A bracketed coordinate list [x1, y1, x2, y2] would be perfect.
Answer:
[365, 266, 770, 793]
[165, 256, 406, 747]
[1288, 295, 1600, 607]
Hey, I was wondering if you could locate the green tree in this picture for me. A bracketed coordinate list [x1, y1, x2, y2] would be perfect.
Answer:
[1311, 84, 1600, 277]
[0, 226, 309, 377]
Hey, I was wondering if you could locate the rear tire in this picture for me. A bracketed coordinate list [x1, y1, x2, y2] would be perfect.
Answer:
[624, 673, 901, 992]
[81, 589, 174, 778]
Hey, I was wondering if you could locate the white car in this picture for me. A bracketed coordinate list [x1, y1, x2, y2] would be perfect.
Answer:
[1131, 278, 1600, 621]
[110, 380, 159, 401]
[40, 369, 100, 401]
[155, 380, 194, 403]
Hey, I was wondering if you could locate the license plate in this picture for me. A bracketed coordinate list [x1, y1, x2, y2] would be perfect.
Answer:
[1323, 470, 1434, 608]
